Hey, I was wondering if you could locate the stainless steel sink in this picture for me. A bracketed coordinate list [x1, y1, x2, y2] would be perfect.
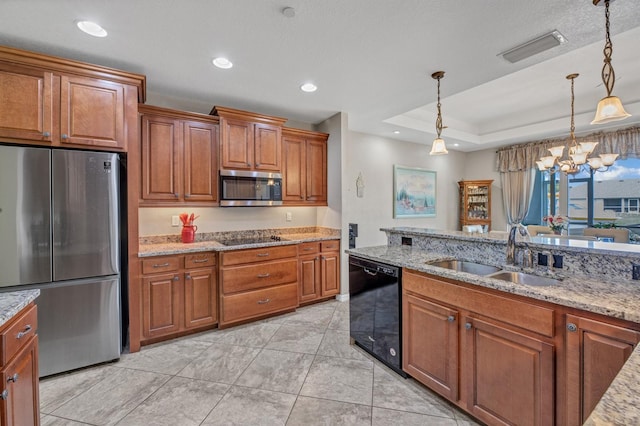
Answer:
[487, 271, 560, 286]
[427, 260, 502, 276]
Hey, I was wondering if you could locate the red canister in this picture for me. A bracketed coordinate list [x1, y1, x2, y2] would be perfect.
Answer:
[181, 225, 197, 243]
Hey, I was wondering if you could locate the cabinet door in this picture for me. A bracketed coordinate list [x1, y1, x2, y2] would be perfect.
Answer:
[142, 272, 182, 338]
[465, 317, 554, 426]
[565, 314, 640, 425]
[220, 118, 253, 170]
[282, 135, 306, 202]
[306, 138, 327, 204]
[184, 268, 217, 329]
[59, 75, 125, 149]
[299, 255, 320, 303]
[0, 64, 53, 143]
[402, 293, 459, 401]
[141, 114, 181, 201]
[183, 120, 218, 202]
[1, 337, 39, 426]
[254, 123, 281, 171]
[320, 251, 340, 296]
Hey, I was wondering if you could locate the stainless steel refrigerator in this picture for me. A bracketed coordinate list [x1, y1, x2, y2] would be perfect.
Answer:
[0, 145, 121, 377]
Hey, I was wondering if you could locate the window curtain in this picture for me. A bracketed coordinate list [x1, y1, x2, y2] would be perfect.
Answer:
[501, 169, 535, 228]
[495, 125, 640, 172]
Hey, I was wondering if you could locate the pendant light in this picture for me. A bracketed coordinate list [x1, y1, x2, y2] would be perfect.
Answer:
[429, 71, 448, 155]
[536, 74, 618, 174]
[591, 0, 631, 124]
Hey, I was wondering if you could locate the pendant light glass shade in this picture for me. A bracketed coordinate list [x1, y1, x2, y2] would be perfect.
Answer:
[591, 96, 631, 124]
[548, 145, 565, 157]
[429, 138, 448, 155]
[600, 153, 619, 166]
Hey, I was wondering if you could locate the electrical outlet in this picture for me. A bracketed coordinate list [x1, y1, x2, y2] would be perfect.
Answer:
[286, 212, 292, 222]
[171, 215, 180, 227]
[633, 264, 640, 280]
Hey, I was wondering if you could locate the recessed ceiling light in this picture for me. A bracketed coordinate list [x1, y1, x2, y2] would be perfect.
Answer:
[76, 21, 107, 37]
[300, 83, 317, 93]
[393, 131, 400, 134]
[212, 57, 233, 69]
[282, 7, 296, 18]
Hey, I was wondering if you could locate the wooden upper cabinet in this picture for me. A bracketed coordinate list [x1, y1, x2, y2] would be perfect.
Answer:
[282, 127, 329, 205]
[0, 63, 53, 143]
[565, 314, 640, 425]
[60, 75, 126, 150]
[212, 106, 287, 172]
[0, 45, 145, 151]
[140, 105, 218, 205]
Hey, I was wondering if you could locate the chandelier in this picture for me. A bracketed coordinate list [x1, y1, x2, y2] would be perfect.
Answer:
[591, 0, 631, 124]
[429, 71, 448, 155]
[536, 73, 618, 175]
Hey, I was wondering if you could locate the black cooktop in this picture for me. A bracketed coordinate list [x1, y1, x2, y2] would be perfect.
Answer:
[219, 235, 287, 246]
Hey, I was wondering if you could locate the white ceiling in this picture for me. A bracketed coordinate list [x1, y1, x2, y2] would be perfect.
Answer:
[1, 0, 639, 152]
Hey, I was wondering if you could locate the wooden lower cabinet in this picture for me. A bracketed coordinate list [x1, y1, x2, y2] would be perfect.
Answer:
[141, 253, 217, 343]
[0, 303, 39, 426]
[565, 314, 640, 425]
[298, 240, 340, 304]
[465, 316, 554, 426]
[402, 269, 554, 426]
[220, 245, 298, 327]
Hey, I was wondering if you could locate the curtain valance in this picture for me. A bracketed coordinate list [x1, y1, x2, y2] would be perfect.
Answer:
[495, 125, 640, 172]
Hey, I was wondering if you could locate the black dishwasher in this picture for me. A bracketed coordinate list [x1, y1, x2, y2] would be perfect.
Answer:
[349, 255, 405, 377]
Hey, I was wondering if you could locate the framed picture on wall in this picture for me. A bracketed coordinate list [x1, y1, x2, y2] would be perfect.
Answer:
[393, 165, 437, 218]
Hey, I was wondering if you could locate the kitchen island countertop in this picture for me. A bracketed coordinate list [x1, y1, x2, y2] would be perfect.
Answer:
[0, 289, 40, 328]
[347, 244, 640, 426]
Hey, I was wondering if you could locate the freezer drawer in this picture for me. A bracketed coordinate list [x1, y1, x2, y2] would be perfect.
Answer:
[36, 276, 121, 377]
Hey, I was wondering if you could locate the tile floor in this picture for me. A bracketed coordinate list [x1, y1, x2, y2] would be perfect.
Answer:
[39, 300, 481, 426]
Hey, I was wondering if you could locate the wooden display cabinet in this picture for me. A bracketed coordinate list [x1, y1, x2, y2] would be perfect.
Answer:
[458, 180, 493, 231]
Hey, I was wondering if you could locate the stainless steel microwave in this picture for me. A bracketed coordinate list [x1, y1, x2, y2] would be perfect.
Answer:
[219, 170, 283, 206]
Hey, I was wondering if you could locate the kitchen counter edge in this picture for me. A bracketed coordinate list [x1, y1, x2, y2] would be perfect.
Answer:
[0, 289, 40, 328]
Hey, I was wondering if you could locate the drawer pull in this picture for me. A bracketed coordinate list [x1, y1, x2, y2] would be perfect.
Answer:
[256, 253, 270, 257]
[302, 248, 314, 251]
[0, 390, 7, 400]
[153, 262, 170, 268]
[6, 374, 18, 383]
[16, 325, 32, 339]
[257, 273, 271, 278]
[192, 258, 209, 263]
[257, 298, 271, 304]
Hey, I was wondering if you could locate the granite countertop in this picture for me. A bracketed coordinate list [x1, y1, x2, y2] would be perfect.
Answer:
[347, 244, 640, 426]
[0, 289, 40, 328]
[139, 232, 340, 257]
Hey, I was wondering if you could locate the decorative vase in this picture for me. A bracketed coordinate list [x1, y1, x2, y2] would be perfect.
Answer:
[181, 225, 197, 243]
[553, 229, 561, 235]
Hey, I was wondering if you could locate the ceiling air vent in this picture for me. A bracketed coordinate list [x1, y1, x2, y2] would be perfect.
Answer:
[499, 30, 567, 63]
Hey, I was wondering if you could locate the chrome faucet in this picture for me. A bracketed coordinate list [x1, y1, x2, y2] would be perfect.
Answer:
[506, 224, 528, 265]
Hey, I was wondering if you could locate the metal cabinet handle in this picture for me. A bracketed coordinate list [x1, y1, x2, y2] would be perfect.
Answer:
[256, 253, 270, 257]
[465, 322, 473, 330]
[192, 258, 209, 263]
[174, 193, 179, 198]
[184, 194, 190, 198]
[300, 196, 304, 199]
[315, 257, 319, 261]
[16, 325, 32, 339]
[256, 163, 260, 167]
[153, 263, 170, 268]
[43, 131, 51, 137]
[61, 133, 68, 139]
[173, 276, 179, 281]
[302, 248, 314, 251]
[185, 274, 191, 280]
[0, 390, 7, 400]
[247, 162, 251, 166]
[7, 374, 18, 383]
[257, 298, 271, 304]
[447, 315, 455, 322]
[567, 323, 578, 332]
[257, 273, 270, 278]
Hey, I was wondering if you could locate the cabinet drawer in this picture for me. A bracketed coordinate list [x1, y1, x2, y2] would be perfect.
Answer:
[221, 283, 298, 324]
[298, 242, 320, 255]
[222, 259, 298, 294]
[1, 304, 37, 365]
[142, 256, 181, 274]
[321, 240, 340, 252]
[221, 245, 298, 266]
[185, 252, 216, 269]
[404, 270, 555, 338]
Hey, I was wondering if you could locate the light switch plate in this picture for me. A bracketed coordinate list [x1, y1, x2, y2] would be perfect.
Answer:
[171, 215, 180, 226]
[286, 212, 292, 222]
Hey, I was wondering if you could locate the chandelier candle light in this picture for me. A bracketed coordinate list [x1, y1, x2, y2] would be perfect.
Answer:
[591, 0, 631, 124]
[429, 71, 448, 155]
[536, 74, 618, 175]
